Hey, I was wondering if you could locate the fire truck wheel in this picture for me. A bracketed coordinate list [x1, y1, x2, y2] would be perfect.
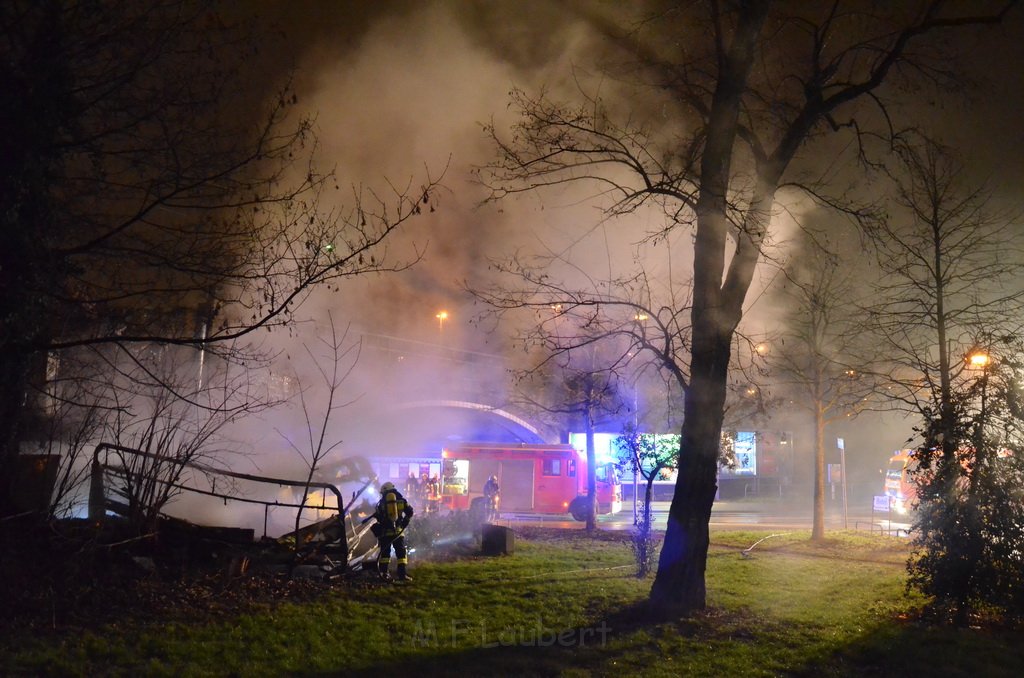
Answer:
[568, 496, 589, 522]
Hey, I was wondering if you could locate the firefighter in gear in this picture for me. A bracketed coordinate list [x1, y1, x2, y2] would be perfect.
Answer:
[425, 475, 441, 514]
[372, 481, 414, 582]
[483, 474, 500, 522]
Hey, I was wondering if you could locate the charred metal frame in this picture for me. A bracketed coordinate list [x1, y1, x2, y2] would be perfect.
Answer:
[88, 443, 378, 565]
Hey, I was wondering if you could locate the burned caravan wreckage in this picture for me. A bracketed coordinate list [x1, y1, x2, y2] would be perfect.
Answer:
[88, 443, 382, 579]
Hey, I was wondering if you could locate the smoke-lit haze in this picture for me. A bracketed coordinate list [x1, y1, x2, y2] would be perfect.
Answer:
[191, 1, 1024, 528]
[203, 3, 622, 491]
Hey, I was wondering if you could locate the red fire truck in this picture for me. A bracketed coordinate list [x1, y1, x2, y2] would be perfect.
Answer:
[883, 449, 918, 515]
[882, 446, 1013, 516]
[439, 442, 623, 520]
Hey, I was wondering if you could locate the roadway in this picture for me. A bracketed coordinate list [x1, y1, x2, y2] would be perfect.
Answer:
[496, 499, 912, 535]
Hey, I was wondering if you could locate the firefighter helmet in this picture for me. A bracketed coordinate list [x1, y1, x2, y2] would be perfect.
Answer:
[489, 475, 498, 483]
[380, 481, 396, 493]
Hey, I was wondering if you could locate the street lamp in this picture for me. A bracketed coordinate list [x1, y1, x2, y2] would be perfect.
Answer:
[965, 348, 994, 472]
[967, 351, 991, 369]
[435, 310, 448, 334]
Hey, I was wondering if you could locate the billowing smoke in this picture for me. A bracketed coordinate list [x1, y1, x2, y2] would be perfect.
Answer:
[147, 1, 1024, 529]
[216, 3, 641, 472]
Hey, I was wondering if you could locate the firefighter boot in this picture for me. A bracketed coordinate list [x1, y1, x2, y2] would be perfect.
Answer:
[397, 565, 412, 583]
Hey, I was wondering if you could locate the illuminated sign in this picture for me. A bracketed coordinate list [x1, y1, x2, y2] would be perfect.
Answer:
[569, 430, 770, 479]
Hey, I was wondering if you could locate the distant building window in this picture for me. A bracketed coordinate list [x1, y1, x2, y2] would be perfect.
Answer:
[542, 459, 561, 476]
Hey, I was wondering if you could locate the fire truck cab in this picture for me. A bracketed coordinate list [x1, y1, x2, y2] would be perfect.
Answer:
[440, 442, 622, 519]
[884, 449, 918, 515]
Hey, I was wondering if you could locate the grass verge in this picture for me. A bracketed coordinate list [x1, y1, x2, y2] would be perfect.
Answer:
[2, 529, 1021, 677]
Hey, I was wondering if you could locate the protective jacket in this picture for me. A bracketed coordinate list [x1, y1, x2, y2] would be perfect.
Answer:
[374, 488, 414, 538]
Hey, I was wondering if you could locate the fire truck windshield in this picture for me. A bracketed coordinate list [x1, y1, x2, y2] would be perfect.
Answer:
[596, 463, 619, 483]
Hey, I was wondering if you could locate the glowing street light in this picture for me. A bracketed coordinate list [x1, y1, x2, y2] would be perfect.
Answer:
[967, 352, 991, 369]
[435, 310, 448, 333]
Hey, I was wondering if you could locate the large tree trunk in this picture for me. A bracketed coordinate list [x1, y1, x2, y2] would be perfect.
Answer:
[811, 402, 827, 541]
[649, 328, 731, 614]
[648, 2, 770, 616]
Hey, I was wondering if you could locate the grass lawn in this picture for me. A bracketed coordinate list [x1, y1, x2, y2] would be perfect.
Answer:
[2, 528, 1021, 677]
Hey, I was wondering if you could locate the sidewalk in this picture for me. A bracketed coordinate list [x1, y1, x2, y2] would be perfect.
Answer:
[638, 498, 813, 515]
[640, 496, 879, 516]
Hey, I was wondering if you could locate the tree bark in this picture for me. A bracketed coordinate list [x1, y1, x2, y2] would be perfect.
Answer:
[649, 328, 731, 613]
[812, 401, 827, 541]
[643, 461, 664, 528]
[648, 0, 770, 617]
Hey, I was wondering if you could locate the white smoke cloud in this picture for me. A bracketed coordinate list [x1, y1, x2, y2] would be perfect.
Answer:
[215, 0, 1024, 515]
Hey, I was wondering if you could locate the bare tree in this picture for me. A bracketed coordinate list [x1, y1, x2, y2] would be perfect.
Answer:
[478, 2, 1015, 615]
[35, 376, 110, 520]
[865, 138, 1024, 623]
[510, 334, 628, 531]
[868, 138, 1024, 429]
[100, 344, 261, 534]
[279, 316, 359, 543]
[768, 228, 879, 540]
[0, 0, 440, 513]
[477, 256, 767, 520]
